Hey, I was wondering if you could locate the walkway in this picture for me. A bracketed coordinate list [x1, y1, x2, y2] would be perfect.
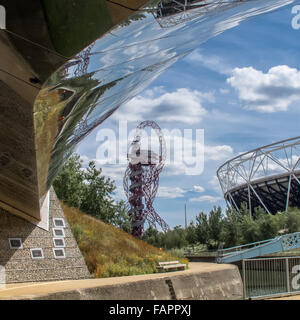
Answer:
[0, 262, 240, 300]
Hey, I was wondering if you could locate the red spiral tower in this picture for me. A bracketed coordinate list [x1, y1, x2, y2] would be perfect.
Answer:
[123, 121, 169, 237]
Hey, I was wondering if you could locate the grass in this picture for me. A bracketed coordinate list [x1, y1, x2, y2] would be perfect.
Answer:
[42, 0, 113, 57]
[183, 244, 218, 257]
[62, 203, 188, 278]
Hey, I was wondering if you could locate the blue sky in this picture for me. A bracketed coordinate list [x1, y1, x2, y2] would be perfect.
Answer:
[77, 1, 300, 228]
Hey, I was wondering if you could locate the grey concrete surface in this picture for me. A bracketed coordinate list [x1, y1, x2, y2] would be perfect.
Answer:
[0, 262, 243, 300]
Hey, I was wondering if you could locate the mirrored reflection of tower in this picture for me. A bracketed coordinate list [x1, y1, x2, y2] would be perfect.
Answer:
[155, 0, 224, 28]
[123, 121, 169, 238]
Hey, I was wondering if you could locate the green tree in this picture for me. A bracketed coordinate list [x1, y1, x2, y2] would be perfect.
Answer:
[185, 222, 198, 246]
[80, 161, 116, 223]
[240, 215, 260, 244]
[195, 212, 210, 245]
[164, 226, 188, 249]
[286, 208, 300, 233]
[221, 207, 243, 247]
[255, 215, 276, 240]
[142, 226, 163, 248]
[53, 154, 85, 208]
[208, 206, 223, 244]
[112, 200, 132, 233]
[54, 154, 132, 230]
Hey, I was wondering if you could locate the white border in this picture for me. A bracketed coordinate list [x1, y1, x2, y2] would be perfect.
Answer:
[0, 6, 6, 30]
[37, 191, 50, 231]
[8, 238, 23, 250]
[0, 265, 5, 288]
[53, 248, 66, 259]
[30, 248, 44, 259]
[52, 227, 65, 238]
[53, 218, 65, 228]
[53, 238, 65, 248]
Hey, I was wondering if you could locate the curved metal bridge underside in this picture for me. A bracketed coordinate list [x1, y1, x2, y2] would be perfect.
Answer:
[0, 0, 293, 227]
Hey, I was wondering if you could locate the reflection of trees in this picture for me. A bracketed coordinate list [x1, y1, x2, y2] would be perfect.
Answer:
[41, 0, 113, 57]
[119, 12, 147, 26]
[46, 72, 126, 189]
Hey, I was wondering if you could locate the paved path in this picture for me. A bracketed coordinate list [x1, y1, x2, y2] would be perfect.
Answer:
[0, 262, 234, 299]
[269, 294, 300, 300]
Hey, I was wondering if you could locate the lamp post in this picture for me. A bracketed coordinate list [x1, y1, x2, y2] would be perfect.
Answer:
[185, 202, 187, 229]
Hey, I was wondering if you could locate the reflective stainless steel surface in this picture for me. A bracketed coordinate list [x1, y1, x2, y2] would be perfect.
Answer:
[0, 0, 149, 225]
[0, 0, 294, 226]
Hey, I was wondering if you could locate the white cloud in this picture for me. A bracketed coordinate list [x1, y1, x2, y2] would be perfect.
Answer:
[157, 186, 186, 199]
[162, 164, 186, 177]
[209, 176, 223, 195]
[81, 155, 126, 181]
[189, 195, 222, 203]
[114, 185, 127, 201]
[81, 134, 233, 184]
[112, 87, 214, 124]
[193, 185, 205, 193]
[220, 88, 230, 95]
[205, 145, 233, 161]
[227, 65, 300, 113]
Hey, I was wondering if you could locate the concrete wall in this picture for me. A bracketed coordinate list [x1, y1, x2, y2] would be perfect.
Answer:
[0, 188, 90, 283]
[21, 265, 243, 300]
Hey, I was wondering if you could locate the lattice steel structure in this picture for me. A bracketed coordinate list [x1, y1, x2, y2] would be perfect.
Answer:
[154, 0, 254, 28]
[123, 121, 169, 237]
[62, 43, 95, 78]
[217, 136, 300, 216]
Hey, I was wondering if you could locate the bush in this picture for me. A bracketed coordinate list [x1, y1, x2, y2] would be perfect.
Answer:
[142, 203, 300, 251]
[256, 214, 279, 240]
[240, 215, 260, 244]
[286, 208, 300, 233]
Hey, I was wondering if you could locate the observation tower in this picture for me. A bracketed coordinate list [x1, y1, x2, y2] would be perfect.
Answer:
[123, 121, 169, 237]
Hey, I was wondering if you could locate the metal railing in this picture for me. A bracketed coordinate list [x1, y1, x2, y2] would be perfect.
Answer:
[242, 256, 300, 299]
[217, 232, 300, 264]
[219, 238, 272, 256]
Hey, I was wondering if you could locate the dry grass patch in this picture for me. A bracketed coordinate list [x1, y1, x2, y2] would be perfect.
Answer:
[62, 203, 188, 278]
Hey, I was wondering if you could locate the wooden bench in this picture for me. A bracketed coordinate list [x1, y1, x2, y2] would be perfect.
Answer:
[157, 261, 186, 272]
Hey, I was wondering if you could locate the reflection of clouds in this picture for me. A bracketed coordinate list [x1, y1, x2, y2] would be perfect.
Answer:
[57, 0, 292, 203]
[185, 48, 232, 75]
[123, 42, 160, 58]
[134, 31, 143, 38]
[99, 54, 117, 69]
[112, 87, 212, 124]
